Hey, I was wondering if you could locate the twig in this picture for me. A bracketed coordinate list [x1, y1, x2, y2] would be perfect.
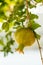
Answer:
[25, 0, 30, 27]
[26, 0, 30, 20]
[37, 39, 43, 65]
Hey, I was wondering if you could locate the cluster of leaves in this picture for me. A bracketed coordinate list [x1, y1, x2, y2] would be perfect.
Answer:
[0, 0, 42, 56]
[0, 31, 15, 56]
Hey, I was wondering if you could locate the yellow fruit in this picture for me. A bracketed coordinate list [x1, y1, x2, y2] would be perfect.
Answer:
[14, 28, 35, 53]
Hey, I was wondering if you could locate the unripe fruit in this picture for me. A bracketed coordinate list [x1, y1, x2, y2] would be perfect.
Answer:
[14, 28, 35, 53]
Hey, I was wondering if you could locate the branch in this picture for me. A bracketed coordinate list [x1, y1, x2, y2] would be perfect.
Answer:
[26, 0, 30, 20]
[25, 1, 43, 64]
[37, 39, 43, 65]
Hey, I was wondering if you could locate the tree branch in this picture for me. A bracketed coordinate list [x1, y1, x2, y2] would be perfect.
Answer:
[26, 0, 30, 20]
[25, 1, 43, 64]
[37, 39, 43, 65]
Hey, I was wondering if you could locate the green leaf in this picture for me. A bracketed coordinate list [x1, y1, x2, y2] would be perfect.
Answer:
[28, 20, 41, 30]
[14, 22, 20, 26]
[2, 22, 9, 32]
[0, 10, 7, 20]
[7, 39, 14, 45]
[0, 39, 4, 45]
[34, 31, 41, 39]
[35, 33, 41, 39]
[28, 1, 36, 8]
[34, 0, 42, 3]
[0, 0, 4, 2]
[13, 25, 22, 29]
[29, 13, 38, 20]
[3, 39, 14, 56]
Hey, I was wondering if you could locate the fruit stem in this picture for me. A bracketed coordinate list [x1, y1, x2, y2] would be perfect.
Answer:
[37, 39, 43, 65]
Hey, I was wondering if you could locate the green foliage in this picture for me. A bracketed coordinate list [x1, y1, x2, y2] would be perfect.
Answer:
[14, 22, 20, 26]
[2, 22, 9, 32]
[3, 39, 14, 56]
[28, 20, 41, 30]
[29, 13, 38, 20]
[28, 1, 36, 8]
[34, 0, 42, 3]
[0, 0, 4, 2]
[33, 31, 41, 40]
[0, 39, 4, 45]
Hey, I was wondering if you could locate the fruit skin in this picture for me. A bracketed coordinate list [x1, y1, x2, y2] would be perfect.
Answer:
[14, 28, 35, 53]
